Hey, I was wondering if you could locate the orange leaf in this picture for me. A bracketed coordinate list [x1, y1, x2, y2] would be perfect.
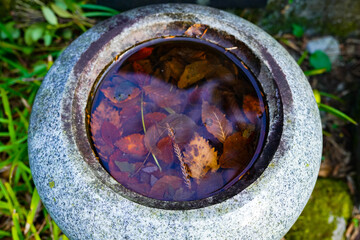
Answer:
[201, 101, 233, 143]
[144, 112, 167, 129]
[219, 131, 253, 169]
[132, 61, 151, 86]
[149, 175, 183, 199]
[156, 136, 175, 164]
[243, 95, 264, 124]
[184, 23, 207, 38]
[143, 79, 181, 108]
[128, 47, 154, 62]
[115, 133, 148, 156]
[183, 133, 219, 181]
[101, 81, 139, 104]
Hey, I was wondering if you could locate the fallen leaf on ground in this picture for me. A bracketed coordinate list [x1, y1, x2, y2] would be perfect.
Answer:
[201, 101, 233, 143]
[183, 133, 219, 181]
[115, 133, 148, 156]
[184, 23, 207, 38]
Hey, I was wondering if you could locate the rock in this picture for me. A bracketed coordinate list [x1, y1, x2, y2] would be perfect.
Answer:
[306, 36, 340, 63]
[285, 178, 353, 240]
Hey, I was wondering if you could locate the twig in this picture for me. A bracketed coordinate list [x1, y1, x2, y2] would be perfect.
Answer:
[166, 123, 191, 189]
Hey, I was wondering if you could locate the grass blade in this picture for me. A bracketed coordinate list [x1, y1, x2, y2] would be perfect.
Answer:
[82, 12, 117, 17]
[80, 4, 119, 14]
[318, 103, 358, 125]
[25, 188, 41, 234]
[1, 88, 16, 143]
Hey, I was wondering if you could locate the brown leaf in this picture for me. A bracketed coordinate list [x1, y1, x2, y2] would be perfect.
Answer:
[201, 101, 233, 143]
[184, 23, 207, 38]
[144, 112, 167, 129]
[156, 136, 175, 164]
[219, 131, 253, 169]
[243, 95, 264, 124]
[143, 79, 181, 108]
[162, 58, 185, 82]
[183, 133, 219, 181]
[149, 175, 183, 199]
[178, 60, 214, 88]
[115, 133, 148, 156]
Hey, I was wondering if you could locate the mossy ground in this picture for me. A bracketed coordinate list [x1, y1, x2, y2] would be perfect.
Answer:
[285, 178, 353, 240]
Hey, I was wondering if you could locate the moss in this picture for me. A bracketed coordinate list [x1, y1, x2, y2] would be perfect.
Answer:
[285, 178, 353, 240]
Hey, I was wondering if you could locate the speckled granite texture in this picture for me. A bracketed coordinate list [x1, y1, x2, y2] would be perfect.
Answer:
[28, 4, 322, 240]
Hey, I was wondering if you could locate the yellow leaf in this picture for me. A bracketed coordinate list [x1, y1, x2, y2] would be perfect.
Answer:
[178, 60, 214, 88]
[183, 133, 219, 181]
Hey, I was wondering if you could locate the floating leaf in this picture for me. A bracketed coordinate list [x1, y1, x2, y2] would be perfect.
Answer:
[128, 47, 154, 61]
[115, 133, 147, 156]
[178, 60, 214, 88]
[219, 131, 253, 169]
[144, 112, 167, 129]
[183, 133, 219, 181]
[156, 136, 175, 164]
[143, 79, 181, 108]
[201, 101, 233, 143]
[149, 175, 183, 199]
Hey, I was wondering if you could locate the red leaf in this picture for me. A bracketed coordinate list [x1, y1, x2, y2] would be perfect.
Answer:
[101, 121, 122, 145]
[128, 47, 154, 62]
[90, 101, 122, 138]
[115, 133, 148, 156]
[143, 79, 181, 108]
[156, 136, 174, 164]
[149, 175, 183, 199]
[144, 112, 167, 129]
[132, 61, 151, 86]
[201, 101, 233, 143]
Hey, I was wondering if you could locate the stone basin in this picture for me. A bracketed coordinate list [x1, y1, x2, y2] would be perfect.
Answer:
[28, 4, 322, 239]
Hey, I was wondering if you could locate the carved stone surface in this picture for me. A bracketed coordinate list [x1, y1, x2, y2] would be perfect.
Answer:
[28, 4, 322, 239]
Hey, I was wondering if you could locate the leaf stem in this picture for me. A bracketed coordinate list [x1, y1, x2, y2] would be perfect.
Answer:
[141, 92, 162, 171]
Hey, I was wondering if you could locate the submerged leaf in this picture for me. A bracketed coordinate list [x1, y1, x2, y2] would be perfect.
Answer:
[143, 79, 181, 108]
[243, 95, 264, 124]
[115, 133, 147, 156]
[144, 114, 197, 156]
[90, 101, 122, 136]
[144, 112, 167, 129]
[201, 101, 233, 143]
[128, 47, 153, 62]
[149, 175, 183, 199]
[178, 60, 214, 88]
[156, 136, 175, 164]
[219, 131, 253, 169]
[183, 133, 219, 181]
